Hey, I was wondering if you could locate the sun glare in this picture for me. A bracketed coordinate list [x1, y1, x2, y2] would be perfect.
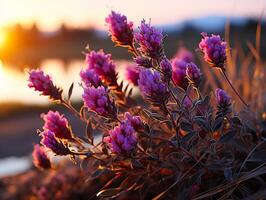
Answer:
[0, 31, 7, 47]
[0, 60, 4, 80]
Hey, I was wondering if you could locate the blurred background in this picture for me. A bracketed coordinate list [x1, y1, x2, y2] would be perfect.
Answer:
[0, 0, 265, 177]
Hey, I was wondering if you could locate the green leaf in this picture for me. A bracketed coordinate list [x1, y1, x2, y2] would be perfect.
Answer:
[120, 175, 140, 190]
[67, 82, 74, 101]
[194, 116, 209, 132]
[203, 95, 210, 105]
[248, 150, 266, 162]
[85, 121, 94, 144]
[124, 83, 129, 93]
[218, 130, 236, 143]
[231, 116, 242, 125]
[128, 87, 133, 97]
[180, 121, 193, 132]
[181, 131, 197, 144]
[97, 188, 122, 198]
[224, 168, 233, 181]
[131, 159, 144, 169]
[213, 117, 224, 131]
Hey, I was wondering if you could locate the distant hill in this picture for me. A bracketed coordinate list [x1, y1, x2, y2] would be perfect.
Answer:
[0, 16, 265, 69]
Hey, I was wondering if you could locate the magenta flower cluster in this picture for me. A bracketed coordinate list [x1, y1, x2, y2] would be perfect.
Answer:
[125, 64, 140, 86]
[124, 112, 143, 131]
[171, 59, 189, 90]
[215, 88, 231, 107]
[186, 62, 202, 87]
[199, 32, 227, 69]
[86, 50, 117, 85]
[138, 69, 168, 104]
[82, 86, 116, 118]
[28, 69, 62, 100]
[104, 112, 141, 155]
[41, 130, 70, 155]
[41, 111, 73, 140]
[80, 68, 102, 88]
[105, 11, 134, 47]
[32, 144, 51, 170]
[135, 20, 163, 59]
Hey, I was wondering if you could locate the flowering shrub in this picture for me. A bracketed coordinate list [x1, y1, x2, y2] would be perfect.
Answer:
[28, 11, 266, 200]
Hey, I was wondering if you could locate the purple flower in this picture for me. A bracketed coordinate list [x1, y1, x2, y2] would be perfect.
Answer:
[138, 69, 168, 104]
[134, 56, 152, 68]
[199, 33, 227, 70]
[41, 130, 71, 155]
[82, 86, 116, 118]
[125, 64, 140, 86]
[174, 47, 194, 63]
[135, 20, 163, 59]
[124, 112, 143, 131]
[171, 59, 189, 90]
[105, 11, 134, 47]
[32, 144, 51, 170]
[215, 88, 231, 107]
[104, 119, 137, 155]
[28, 69, 62, 101]
[86, 50, 117, 85]
[186, 62, 202, 87]
[160, 58, 172, 82]
[41, 111, 72, 140]
[80, 68, 102, 87]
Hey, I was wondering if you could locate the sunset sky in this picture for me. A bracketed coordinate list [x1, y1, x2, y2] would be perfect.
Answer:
[0, 0, 266, 31]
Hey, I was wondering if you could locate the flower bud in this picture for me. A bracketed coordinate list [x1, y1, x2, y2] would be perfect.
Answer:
[105, 11, 134, 47]
[172, 59, 189, 90]
[199, 32, 227, 70]
[82, 86, 116, 118]
[135, 20, 163, 59]
[186, 62, 202, 87]
[41, 110, 73, 140]
[28, 69, 62, 101]
[80, 68, 102, 87]
[124, 112, 143, 131]
[86, 50, 117, 85]
[103, 115, 138, 155]
[215, 88, 231, 108]
[32, 144, 51, 170]
[138, 69, 169, 105]
[41, 131, 71, 156]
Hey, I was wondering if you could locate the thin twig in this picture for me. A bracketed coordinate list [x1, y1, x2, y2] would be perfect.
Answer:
[152, 152, 207, 200]
[221, 69, 248, 107]
[61, 99, 87, 122]
[237, 139, 265, 175]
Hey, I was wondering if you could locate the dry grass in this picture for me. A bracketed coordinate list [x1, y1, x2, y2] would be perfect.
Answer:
[200, 19, 265, 115]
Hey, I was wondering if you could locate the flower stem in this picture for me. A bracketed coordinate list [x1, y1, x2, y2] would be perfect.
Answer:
[162, 103, 179, 143]
[221, 70, 248, 107]
[168, 85, 181, 108]
[129, 44, 139, 57]
[61, 99, 87, 122]
[194, 87, 202, 100]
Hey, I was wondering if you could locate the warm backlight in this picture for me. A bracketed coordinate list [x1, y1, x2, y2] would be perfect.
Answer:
[0, 31, 7, 47]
